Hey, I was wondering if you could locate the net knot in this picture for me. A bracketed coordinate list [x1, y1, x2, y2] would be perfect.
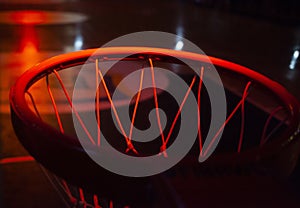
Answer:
[160, 143, 168, 157]
[125, 139, 138, 155]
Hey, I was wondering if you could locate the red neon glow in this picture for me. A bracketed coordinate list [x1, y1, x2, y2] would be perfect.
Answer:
[79, 188, 86, 205]
[53, 70, 96, 145]
[46, 75, 65, 133]
[10, 11, 46, 25]
[149, 58, 166, 155]
[93, 195, 100, 208]
[61, 180, 76, 204]
[0, 156, 34, 165]
[129, 68, 144, 141]
[237, 82, 252, 153]
[201, 81, 252, 157]
[96, 63, 101, 146]
[164, 76, 197, 148]
[198, 67, 204, 155]
[260, 106, 284, 146]
[96, 59, 138, 154]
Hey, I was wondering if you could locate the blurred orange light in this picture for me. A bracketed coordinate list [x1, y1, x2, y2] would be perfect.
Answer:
[19, 26, 39, 53]
[21, 41, 38, 54]
[10, 10, 46, 25]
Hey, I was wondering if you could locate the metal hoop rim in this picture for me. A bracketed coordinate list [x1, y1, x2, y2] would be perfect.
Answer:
[9, 46, 300, 165]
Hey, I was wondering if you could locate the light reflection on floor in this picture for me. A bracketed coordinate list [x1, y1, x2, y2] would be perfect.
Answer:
[0, 0, 74, 4]
[0, 10, 88, 25]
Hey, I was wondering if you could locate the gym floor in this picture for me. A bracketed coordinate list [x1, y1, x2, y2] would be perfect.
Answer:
[1, 0, 300, 207]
